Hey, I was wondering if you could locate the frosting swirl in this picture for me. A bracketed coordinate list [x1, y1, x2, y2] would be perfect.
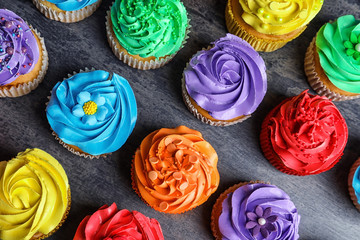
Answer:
[0, 148, 69, 240]
[267, 90, 348, 175]
[111, 0, 188, 58]
[45, 0, 99, 11]
[239, 0, 323, 35]
[218, 183, 300, 240]
[184, 34, 267, 120]
[133, 126, 219, 214]
[73, 203, 164, 240]
[352, 163, 360, 205]
[316, 15, 360, 93]
[46, 70, 137, 156]
[0, 9, 39, 86]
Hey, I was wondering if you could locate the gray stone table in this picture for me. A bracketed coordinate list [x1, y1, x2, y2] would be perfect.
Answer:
[1, 0, 360, 239]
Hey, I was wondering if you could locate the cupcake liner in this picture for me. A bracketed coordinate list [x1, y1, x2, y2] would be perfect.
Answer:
[31, 188, 71, 240]
[225, 0, 305, 52]
[32, 0, 102, 23]
[211, 181, 267, 240]
[304, 37, 360, 101]
[181, 69, 250, 126]
[0, 26, 48, 98]
[46, 67, 111, 159]
[348, 157, 360, 211]
[105, 4, 191, 70]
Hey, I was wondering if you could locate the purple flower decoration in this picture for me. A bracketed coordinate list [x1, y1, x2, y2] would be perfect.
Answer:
[245, 205, 278, 238]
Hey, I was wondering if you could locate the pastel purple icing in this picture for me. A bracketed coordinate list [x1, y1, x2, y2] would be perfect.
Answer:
[184, 34, 267, 120]
[219, 183, 300, 240]
[0, 9, 39, 86]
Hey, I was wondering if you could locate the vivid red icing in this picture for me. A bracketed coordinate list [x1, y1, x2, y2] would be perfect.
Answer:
[73, 203, 164, 240]
[268, 90, 348, 175]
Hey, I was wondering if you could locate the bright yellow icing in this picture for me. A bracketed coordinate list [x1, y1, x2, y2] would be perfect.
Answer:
[0, 148, 69, 240]
[239, 0, 323, 35]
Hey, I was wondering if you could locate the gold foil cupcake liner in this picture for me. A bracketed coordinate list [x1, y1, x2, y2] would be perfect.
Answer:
[32, 0, 102, 23]
[211, 181, 267, 240]
[348, 157, 360, 211]
[304, 37, 360, 101]
[31, 188, 71, 240]
[0, 26, 48, 97]
[46, 67, 112, 159]
[105, 4, 191, 70]
[225, 0, 305, 52]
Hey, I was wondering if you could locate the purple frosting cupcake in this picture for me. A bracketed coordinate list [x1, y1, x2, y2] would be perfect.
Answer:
[211, 182, 300, 240]
[182, 33, 267, 126]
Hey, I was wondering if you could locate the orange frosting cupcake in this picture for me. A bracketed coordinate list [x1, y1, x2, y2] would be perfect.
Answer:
[132, 126, 220, 214]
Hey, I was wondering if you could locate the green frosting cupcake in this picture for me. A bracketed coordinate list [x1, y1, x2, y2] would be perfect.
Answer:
[110, 0, 188, 58]
[316, 15, 360, 94]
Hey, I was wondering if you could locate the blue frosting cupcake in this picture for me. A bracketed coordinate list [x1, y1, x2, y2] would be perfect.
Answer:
[46, 69, 137, 158]
[349, 157, 360, 211]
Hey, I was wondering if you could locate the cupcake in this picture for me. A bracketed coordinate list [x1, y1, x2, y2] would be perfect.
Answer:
[0, 9, 48, 97]
[73, 203, 164, 239]
[211, 182, 300, 240]
[32, 0, 102, 23]
[132, 125, 220, 213]
[46, 69, 137, 158]
[0, 148, 70, 240]
[260, 90, 348, 176]
[305, 15, 360, 101]
[182, 34, 267, 126]
[225, 0, 323, 52]
[106, 0, 189, 70]
[348, 157, 360, 211]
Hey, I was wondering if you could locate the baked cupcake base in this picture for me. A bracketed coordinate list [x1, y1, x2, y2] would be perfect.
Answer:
[305, 37, 360, 101]
[348, 157, 360, 211]
[0, 26, 48, 97]
[32, 0, 102, 23]
[225, 0, 306, 52]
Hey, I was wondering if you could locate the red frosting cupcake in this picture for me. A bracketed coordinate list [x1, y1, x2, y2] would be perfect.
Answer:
[260, 90, 348, 176]
[73, 203, 164, 240]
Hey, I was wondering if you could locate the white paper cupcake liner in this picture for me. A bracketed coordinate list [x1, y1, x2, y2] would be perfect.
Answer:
[32, 0, 102, 23]
[105, 3, 191, 70]
[181, 71, 250, 127]
[305, 37, 360, 101]
[0, 26, 48, 98]
[46, 67, 111, 159]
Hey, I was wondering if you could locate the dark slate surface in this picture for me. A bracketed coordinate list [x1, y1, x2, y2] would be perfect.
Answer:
[1, 0, 360, 239]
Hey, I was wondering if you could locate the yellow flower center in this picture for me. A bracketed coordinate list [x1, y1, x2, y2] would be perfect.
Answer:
[83, 101, 97, 115]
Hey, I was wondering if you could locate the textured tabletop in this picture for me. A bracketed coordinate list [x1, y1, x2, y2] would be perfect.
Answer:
[1, 0, 360, 239]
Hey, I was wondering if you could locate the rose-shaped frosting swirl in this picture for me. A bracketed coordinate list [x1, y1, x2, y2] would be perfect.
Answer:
[267, 90, 348, 175]
[46, 70, 137, 156]
[111, 0, 188, 58]
[0, 148, 69, 240]
[239, 0, 323, 35]
[133, 125, 219, 213]
[184, 34, 267, 120]
[219, 183, 300, 240]
[73, 203, 164, 240]
[45, 0, 99, 11]
[316, 15, 360, 93]
[0, 9, 39, 86]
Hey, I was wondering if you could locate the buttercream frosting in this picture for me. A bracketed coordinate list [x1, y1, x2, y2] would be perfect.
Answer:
[352, 164, 360, 204]
[239, 0, 323, 35]
[267, 90, 348, 175]
[0, 9, 39, 86]
[45, 0, 99, 11]
[46, 70, 137, 156]
[219, 183, 300, 240]
[73, 203, 164, 240]
[133, 125, 219, 214]
[110, 0, 188, 58]
[184, 33, 267, 120]
[316, 15, 360, 94]
[0, 148, 69, 240]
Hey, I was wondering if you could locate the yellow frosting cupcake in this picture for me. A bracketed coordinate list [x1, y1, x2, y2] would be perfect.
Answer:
[225, 0, 324, 51]
[0, 148, 70, 240]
